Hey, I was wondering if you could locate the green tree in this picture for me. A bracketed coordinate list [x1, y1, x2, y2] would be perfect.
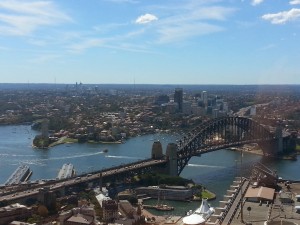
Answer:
[37, 205, 49, 217]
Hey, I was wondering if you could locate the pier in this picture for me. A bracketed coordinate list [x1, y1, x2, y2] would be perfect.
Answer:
[57, 163, 75, 180]
[5, 165, 32, 186]
[206, 177, 250, 225]
[206, 178, 300, 225]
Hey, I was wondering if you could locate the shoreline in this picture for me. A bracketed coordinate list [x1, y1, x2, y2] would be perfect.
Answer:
[33, 136, 126, 149]
[33, 136, 299, 162]
[87, 140, 123, 144]
[227, 147, 298, 160]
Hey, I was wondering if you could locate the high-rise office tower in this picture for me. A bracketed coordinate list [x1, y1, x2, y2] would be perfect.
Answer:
[174, 88, 183, 112]
[201, 91, 208, 106]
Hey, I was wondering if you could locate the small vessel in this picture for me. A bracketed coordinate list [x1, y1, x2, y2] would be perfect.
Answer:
[154, 204, 174, 211]
[154, 191, 174, 211]
[103, 149, 108, 153]
[143, 204, 174, 211]
[182, 198, 215, 225]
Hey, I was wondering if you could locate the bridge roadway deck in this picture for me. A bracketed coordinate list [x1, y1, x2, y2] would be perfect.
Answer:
[221, 179, 249, 225]
[0, 158, 167, 203]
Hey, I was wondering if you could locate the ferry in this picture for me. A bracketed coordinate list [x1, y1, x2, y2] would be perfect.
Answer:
[154, 204, 174, 211]
[143, 204, 174, 211]
[5, 165, 32, 185]
[57, 163, 75, 180]
[182, 198, 215, 225]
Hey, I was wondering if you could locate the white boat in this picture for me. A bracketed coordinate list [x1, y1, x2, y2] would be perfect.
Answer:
[182, 198, 215, 225]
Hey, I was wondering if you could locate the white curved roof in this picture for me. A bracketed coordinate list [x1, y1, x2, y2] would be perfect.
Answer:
[182, 214, 205, 225]
[182, 198, 215, 225]
[195, 199, 211, 214]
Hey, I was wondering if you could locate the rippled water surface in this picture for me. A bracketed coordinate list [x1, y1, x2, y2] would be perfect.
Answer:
[0, 125, 299, 215]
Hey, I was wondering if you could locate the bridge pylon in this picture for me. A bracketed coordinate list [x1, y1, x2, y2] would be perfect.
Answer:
[165, 143, 178, 176]
[275, 122, 283, 154]
[151, 141, 164, 159]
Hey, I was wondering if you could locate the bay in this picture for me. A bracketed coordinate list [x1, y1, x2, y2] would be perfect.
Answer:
[0, 125, 299, 216]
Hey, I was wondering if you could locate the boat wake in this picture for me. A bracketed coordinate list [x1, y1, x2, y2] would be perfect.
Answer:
[105, 155, 142, 160]
[45, 152, 105, 161]
[0, 153, 36, 157]
[187, 163, 225, 168]
[9, 152, 105, 165]
[11, 160, 47, 166]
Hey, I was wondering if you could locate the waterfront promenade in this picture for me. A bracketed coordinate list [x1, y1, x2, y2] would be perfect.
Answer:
[220, 179, 249, 225]
[229, 182, 300, 225]
[152, 180, 300, 225]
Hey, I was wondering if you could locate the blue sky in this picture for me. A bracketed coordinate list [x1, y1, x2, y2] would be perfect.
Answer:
[0, 0, 300, 84]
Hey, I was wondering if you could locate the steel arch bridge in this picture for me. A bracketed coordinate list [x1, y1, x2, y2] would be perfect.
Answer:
[175, 116, 276, 175]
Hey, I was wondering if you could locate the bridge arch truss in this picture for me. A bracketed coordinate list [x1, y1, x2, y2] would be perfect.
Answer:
[176, 117, 275, 175]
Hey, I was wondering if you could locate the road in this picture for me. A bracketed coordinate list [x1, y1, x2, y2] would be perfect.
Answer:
[0, 158, 166, 202]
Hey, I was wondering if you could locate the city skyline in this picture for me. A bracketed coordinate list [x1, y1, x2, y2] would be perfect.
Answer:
[0, 0, 300, 84]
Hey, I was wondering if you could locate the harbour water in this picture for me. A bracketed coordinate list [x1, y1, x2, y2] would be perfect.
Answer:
[0, 125, 299, 215]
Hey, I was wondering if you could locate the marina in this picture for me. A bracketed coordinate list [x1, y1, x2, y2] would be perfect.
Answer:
[4, 165, 32, 186]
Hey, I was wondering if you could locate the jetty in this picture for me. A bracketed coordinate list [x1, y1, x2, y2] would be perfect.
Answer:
[5, 165, 32, 185]
[57, 163, 75, 180]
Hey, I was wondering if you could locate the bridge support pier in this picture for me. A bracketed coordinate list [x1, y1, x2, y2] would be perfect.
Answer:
[275, 124, 283, 154]
[166, 143, 178, 176]
[151, 141, 163, 159]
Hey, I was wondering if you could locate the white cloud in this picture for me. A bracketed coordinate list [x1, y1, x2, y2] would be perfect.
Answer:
[29, 54, 62, 63]
[105, 0, 138, 3]
[0, 46, 9, 51]
[135, 13, 158, 24]
[262, 8, 300, 24]
[93, 23, 128, 33]
[158, 22, 224, 44]
[67, 31, 154, 54]
[68, 0, 236, 52]
[153, 4, 235, 44]
[68, 38, 106, 53]
[0, 0, 71, 36]
[258, 43, 276, 51]
[251, 0, 264, 6]
[290, 0, 300, 5]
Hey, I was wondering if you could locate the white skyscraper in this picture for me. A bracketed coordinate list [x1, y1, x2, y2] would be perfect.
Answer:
[201, 91, 208, 106]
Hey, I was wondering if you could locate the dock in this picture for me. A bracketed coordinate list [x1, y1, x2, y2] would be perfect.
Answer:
[5, 165, 32, 185]
[57, 163, 75, 180]
[205, 178, 300, 225]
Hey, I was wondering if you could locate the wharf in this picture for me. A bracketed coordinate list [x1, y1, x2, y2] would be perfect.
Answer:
[5, 165, 32, 185]
[204, 177, 249, 225]
[57, 163, 75, 180]
[221, 179, 249, 225]
[208, 180, 300, 225]
[230, 182, 300, 225]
